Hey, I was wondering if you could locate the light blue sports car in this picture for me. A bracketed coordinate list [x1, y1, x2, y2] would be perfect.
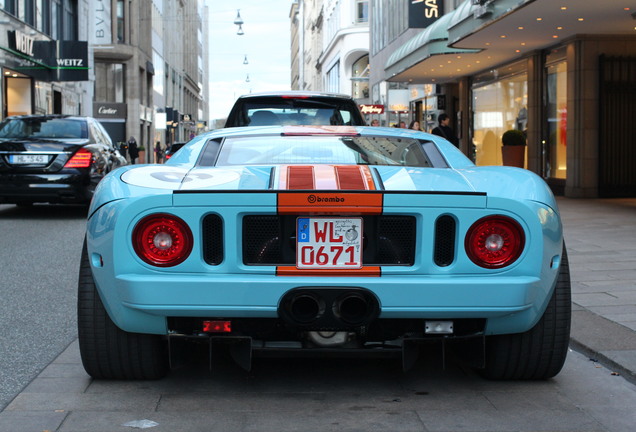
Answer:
[78, 125, 570, 380]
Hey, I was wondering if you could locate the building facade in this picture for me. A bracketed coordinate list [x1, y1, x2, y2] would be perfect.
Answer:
[370, 0, 636, 198]
[1, 0, 208, 164]
[1, 0, 92, 120]
[290, 0, 371, 118]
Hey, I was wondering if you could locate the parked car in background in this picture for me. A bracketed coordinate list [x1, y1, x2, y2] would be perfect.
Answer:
[79, 125, 570, 381]
[164, 141, 187, 161]
[0, 115, 127, 206]
[224, 91, 366, 127]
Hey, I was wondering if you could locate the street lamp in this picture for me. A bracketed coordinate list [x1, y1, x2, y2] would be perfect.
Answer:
[233, 9, 244, 25]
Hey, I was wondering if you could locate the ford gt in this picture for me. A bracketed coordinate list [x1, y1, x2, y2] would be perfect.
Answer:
[78, 125, 570, 380]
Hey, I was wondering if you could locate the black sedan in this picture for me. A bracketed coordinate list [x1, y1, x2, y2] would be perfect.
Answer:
[164, 141, 186, 161]
[224, 91, 366, 127]
[0, 115, 127, 206]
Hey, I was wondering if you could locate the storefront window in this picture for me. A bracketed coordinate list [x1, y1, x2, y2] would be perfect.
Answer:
[472, 63, 528, 166]
[94, 63, 125, 103]
[326, 61, 340, 93]
[545, 53, 567, 180]
[351, 55, 369, 99]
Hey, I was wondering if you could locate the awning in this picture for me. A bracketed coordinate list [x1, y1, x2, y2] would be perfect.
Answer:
[384, 3, 480, 83]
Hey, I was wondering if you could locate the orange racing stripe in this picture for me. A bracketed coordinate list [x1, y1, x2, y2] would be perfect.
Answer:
[276, 266, 381, 277]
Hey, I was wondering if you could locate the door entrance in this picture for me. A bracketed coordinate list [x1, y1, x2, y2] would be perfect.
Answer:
[599, 56, 636, 198]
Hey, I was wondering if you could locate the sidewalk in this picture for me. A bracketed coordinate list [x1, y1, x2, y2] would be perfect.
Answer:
[557, 197, 636, 383]
[1, 197, 636, 431]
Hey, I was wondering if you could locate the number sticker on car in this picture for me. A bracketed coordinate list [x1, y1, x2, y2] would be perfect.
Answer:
[296, 217, 363, 269]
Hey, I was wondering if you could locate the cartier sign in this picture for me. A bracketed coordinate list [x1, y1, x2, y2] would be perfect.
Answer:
[93, 103, 127, 119]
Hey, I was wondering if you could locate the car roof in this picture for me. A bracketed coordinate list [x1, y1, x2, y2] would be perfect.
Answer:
[3, 114, 90, 121]
[235, 91, 356, 100]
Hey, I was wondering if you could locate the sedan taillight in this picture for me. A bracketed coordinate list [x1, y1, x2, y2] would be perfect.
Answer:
[465, 216, 524, 269]
[64, 148, 93, 168]
[133, 214, 193, 267]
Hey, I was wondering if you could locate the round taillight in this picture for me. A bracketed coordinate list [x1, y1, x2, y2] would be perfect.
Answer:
[465, 216, 525, 269]
[133, 214, 193, 267]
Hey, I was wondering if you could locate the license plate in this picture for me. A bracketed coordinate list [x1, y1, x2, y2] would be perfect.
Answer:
[296, 217, 363, 269]
[9, 154, 49, 164]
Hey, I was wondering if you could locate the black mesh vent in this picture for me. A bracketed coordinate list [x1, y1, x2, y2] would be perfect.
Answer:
[242, 215, 416, 266]
[202, 214, 223, 265]
[376, 216, 416, 265]
[434, 215, 456, 267]
[243, 216, 283, 264]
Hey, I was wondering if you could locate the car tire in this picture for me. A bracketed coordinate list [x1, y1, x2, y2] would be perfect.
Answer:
[481, 244, 571, 380]
[77, 239, 169, 379]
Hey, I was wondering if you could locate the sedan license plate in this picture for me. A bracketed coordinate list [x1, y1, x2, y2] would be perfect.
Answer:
[9, 154, 49, 164]
[296, 217, 363, 269]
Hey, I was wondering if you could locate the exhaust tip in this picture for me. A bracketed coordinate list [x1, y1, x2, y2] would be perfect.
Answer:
[287, 293, 325, 324]
[333, 293, 376, 326]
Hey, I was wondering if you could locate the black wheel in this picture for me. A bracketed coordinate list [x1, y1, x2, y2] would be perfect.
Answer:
[77, 239, 169, 379]
[481, 244, 571, 380]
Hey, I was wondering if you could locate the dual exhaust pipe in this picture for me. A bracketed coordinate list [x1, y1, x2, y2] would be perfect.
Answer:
[279, 288, 379, 328]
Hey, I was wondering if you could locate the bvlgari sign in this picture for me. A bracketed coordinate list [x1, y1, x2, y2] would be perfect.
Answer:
[3, 31, 89, 81]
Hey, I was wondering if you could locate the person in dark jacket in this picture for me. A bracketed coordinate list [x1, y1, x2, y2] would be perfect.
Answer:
[431, 113, 459, 148]
[127, 136, 139, 164]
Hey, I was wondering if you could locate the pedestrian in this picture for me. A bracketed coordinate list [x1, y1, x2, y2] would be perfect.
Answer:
[127, 136, 139, 164]
[370, 119, 380, 126]
[409, 120, 421, 131]
[154, 141, 164, 164]
[118, 141, 128, 159]
[399, 121, 407, 128]
[431, 113, 459, 147]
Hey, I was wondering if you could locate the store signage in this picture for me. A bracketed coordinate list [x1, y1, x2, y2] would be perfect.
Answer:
[359, 104, 385, 115]
[3, 31, 89, 81]
[409, 0, 444, 28]
[94, 102, 127, 119]
[13, 30, 35, 57]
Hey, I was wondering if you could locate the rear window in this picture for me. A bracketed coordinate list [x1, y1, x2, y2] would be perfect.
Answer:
[225, 96, 365, 127]
[0, 118, 88, 139]
[205, 135, 434, 168]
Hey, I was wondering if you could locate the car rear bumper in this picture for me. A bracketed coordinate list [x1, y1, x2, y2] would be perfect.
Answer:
[0, 172, 90, 204]
[94, 270, 557, 338]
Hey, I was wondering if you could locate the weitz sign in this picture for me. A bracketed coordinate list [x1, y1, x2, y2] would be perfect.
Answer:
[409, 0, 444, 28]
[4, 31, 89, 81]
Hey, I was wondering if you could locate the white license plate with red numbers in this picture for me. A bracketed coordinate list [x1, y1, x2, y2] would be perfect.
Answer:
[296, 217, 363, 269]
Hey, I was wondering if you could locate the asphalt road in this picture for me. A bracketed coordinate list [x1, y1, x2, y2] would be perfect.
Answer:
[2, 201, 636, 432]
[0, 204, 87, 410]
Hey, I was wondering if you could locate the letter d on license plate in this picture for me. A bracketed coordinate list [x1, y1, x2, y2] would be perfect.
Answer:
[296, 217, 363, 269]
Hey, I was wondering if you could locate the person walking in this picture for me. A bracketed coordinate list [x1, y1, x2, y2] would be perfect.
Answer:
[431, 113, 459, 148]
[154, 141, 164, 164]
[127, 136, 139, 164]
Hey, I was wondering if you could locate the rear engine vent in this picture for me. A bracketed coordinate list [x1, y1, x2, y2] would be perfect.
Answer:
[376, 216, 416, 265]
[202, 214, 224, 265]
[243, 216, 283, 264]
[434, 215, 456, 267]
